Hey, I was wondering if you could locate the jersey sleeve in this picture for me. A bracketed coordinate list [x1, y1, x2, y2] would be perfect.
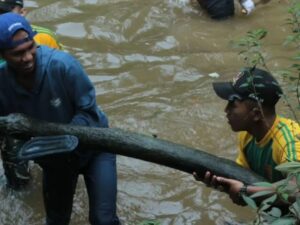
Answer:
[273, 118, 300, 164]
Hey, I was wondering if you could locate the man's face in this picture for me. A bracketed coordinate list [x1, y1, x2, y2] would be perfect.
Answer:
[224, 99, 254, 132]
[1, 30, 37, 75]
[10, 5, 26, 16]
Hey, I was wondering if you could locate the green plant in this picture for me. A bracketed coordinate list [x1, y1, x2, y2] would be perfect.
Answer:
[283, 0, 300, 107]
[230, 28, 268, 69]
[137, 220, 161, 225]
[242, 161, 300, 225]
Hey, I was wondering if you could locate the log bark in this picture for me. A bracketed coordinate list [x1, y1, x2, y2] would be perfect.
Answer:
[0, 113, 266, 184]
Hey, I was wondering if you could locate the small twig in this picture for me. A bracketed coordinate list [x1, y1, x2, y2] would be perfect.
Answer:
[297, 72, 300, 106]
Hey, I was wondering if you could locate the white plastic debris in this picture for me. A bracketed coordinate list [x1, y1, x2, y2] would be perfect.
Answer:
[240, 0, 256, 15]
[208, 72, 220, 78]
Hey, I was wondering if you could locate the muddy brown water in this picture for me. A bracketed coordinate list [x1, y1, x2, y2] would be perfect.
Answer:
[0, 0, 298, 224]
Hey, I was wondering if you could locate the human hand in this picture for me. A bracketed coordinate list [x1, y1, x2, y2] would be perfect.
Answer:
[193, 171, 227, 192]
[193, 171, 247, 206]
[214, 176, 246, 205]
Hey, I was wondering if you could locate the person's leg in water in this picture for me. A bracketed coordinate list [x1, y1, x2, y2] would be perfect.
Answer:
[42, 160, 79, 225]
[83, 112, 120, 225]
[83, 152, 120, 225]
[0, 137, 31, 190]
[197, 0, 235, 20]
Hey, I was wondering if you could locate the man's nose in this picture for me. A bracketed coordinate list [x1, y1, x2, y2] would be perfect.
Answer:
[22, 50, 33, 62]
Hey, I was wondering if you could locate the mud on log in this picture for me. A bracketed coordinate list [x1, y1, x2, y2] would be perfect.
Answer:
[0, 113, 265, 184]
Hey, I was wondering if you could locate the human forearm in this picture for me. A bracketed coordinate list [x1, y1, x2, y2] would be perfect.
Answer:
[245, 184, 274, 195]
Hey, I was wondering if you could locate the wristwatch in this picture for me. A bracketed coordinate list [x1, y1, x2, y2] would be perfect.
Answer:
[238, 184, 248, 198]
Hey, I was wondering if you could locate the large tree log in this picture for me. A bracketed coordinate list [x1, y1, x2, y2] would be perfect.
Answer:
[0, 113, 265, 184]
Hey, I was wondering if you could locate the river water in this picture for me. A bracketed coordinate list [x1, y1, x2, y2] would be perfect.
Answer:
[0, 0, 298, 224]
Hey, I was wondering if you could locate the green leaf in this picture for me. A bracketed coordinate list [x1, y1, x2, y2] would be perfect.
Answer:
[261, 194, 277, 205]
[254, 83, 266, 88]
[291, 64, 300, 69]
[239, 83, 249, 88]
[275, 161, 300, 173]
[253, 182, 274, 187]
[297, 195, 300, 207]
[138, 220, 161, 225]
[242, 195, 258, 209]
[272, 178, 288, 188]
[268, 207, 282, 218]
[289, 199, 300, 216]
[261, 213, 280, 224]
[270, 218, 297, 225]
[296, 173, 300, 186]
[250, 190, 275, 198]
[281, 193, 290, 201]
[259, 202, 272, 212]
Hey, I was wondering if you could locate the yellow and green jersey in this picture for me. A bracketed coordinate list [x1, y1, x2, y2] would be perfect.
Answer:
[31, 24, 62, 50]
[236, 116, 300, 182]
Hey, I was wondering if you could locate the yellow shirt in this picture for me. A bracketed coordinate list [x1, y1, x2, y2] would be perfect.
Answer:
[236, 116, 300, 182]
[31, 24, 62, 50]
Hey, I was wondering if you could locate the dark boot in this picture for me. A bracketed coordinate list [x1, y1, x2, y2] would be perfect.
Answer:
[1, 137, 31, 190]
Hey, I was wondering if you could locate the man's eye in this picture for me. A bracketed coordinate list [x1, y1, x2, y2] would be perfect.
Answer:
[12, 52, 23, 57]
[28, 43, 35, 50]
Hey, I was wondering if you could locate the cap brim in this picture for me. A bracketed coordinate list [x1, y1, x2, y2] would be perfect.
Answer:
[212, 82, 238, 100]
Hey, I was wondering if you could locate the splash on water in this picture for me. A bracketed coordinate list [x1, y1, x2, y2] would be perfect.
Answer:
[168, 0, 190, 6]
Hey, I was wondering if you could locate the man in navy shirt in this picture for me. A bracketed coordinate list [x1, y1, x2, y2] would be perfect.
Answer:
[0, 12, 120, 225]
[0, 0, 63, 191]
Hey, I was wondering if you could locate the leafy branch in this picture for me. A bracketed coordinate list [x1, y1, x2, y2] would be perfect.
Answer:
[230, 28, 268, 69]
[279, 0, 300, 112]
[242, 162, 300, 225]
